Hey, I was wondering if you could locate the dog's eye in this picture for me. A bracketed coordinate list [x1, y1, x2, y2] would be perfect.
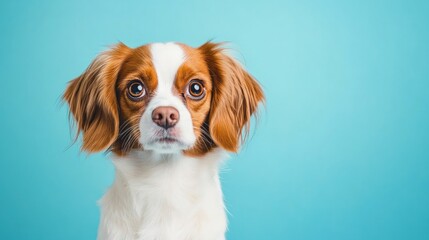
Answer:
[187, 80, 205, 100]
[127, 80, 146, 101]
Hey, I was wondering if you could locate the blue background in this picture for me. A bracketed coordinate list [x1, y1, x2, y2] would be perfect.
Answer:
[1, 0, 428, 239]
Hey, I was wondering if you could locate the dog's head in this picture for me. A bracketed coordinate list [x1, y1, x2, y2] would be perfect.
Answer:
[64, 42, 264, 156]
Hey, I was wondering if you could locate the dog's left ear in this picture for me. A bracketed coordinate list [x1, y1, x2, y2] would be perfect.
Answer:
[199, 42, 265, 152]
[63, 43, 131, 153]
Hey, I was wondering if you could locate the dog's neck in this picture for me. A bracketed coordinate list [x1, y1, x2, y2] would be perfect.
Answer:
[98, 148, 228, 239]
[111, 148, 228, 183]
[109, 148, 228, 211]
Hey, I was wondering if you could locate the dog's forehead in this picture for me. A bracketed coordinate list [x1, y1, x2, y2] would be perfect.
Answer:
[149, 43, 185, 92]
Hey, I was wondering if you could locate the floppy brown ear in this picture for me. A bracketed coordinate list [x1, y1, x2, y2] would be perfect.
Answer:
[199, 42, 265, 152]
[63, 43, 131, 153]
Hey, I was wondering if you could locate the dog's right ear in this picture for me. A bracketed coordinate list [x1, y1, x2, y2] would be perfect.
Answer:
[63, 43, 132, 153]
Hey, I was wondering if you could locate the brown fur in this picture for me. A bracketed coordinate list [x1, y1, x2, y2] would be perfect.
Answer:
[64, 42, 264, 155]
[198, 42, 265, 152]
[176, 44, 215, 156]
[113, 45, 156, 155]
[63, 43, 131, 153]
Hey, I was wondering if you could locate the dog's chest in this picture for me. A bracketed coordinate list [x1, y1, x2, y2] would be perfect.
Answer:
[98, 151, 227, 240]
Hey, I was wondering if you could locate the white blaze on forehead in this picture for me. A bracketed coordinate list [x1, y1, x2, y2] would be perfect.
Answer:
[150, 42, 185, 95]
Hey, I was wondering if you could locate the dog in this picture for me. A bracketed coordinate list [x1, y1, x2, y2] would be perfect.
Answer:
[64, 41, 264, 240]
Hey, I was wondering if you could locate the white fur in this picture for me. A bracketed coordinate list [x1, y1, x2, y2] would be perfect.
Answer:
[139, 43, 196, 153]
[97, 43, 228, 240]
[98, 150, 228, 240]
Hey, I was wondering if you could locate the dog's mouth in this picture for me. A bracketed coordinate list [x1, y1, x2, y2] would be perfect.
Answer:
[157, 137, 178, 144]
[148, 128, 184, 145]
[148, 136, 183, 146]
[141, 128, 192, 152]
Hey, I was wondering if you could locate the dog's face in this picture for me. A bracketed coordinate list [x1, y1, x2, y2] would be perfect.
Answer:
[64, 42, 264, 156]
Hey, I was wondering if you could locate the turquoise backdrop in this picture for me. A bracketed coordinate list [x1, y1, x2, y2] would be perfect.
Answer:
[1, 0, 428, 239]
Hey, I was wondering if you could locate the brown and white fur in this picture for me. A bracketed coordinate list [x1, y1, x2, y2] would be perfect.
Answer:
[63, 42, 264, 240]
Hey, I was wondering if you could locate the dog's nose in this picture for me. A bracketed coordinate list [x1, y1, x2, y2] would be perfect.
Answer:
[151, 106, 180, 129]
